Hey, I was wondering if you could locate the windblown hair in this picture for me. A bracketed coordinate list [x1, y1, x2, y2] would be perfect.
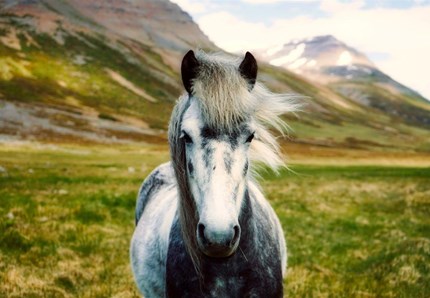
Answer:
[191, 50, 300, 170]
[191, 51, 252, 130]
[168, 50, 299, 276]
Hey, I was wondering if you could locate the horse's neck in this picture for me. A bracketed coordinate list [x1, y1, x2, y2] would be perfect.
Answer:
[237, 188, 257, 247]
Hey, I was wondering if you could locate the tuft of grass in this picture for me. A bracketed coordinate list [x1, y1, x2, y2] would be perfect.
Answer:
[0, 228, 32, 253]
[98, 113, 118, 122]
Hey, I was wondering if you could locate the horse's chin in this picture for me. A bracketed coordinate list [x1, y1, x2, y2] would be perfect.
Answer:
[198, 243, 239, 258]
[201, 248, 237, 258]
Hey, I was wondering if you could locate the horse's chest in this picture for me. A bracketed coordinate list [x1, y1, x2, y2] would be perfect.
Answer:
[166, 256, 248, 297]
[166, 210, 283, 297]
[199, 269, 245, 297]
[166, 244, 282, 297]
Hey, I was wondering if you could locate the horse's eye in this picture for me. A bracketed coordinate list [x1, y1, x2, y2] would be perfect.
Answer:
[182, 132, 193, 144]
[246, 133, 255, 143]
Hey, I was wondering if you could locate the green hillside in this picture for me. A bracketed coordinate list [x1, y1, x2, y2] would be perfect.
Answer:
[0, 17, 178, 128]
[0, 1, 429, 151]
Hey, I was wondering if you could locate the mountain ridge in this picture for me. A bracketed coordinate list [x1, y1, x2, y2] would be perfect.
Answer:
[259, 34, 425, 98]
[257, 34, 430, 127]
[0, 0, 429, 150]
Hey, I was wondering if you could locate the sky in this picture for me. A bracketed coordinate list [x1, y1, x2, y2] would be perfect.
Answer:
[170, 0, 430, 100]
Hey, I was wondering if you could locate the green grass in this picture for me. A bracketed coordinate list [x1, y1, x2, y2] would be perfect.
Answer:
[0, 144, 429, 297]
[265, 166, 430, 297]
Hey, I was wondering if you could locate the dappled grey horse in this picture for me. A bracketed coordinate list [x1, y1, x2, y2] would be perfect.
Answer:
[130, 50, 298, 297]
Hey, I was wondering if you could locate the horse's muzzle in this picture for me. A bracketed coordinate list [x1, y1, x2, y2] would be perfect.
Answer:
[196, 223, 241, 258]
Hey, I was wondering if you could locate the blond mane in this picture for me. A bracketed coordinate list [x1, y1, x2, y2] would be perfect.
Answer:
[190, 50, 299, 171]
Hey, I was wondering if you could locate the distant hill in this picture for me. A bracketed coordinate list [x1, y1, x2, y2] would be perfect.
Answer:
[258, 35, 430, 127]
[0, 1, 429, 151]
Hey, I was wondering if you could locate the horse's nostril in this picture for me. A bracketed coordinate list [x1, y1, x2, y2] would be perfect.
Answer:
[231, 225, 240, 246]
[198, 223, 205, 238]
[198, 222, 240, 249]
[198, 223, 210, 244]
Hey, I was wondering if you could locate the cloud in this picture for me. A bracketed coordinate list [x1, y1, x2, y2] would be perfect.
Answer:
[198, 12, 272, 53]
[241, 0, 317, 3]
[320, 0, 365, 14]
[197, 5, 430, 99]
[414, 0, 429, 4]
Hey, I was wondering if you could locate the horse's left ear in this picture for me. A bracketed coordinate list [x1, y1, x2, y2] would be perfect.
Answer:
[181, 50, 200, 95]
[239, 51, 258, 91]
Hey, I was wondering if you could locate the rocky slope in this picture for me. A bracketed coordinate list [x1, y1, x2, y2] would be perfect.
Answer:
[0, 0, 217, 143]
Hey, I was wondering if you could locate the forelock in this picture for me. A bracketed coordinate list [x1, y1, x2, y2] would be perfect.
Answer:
[191, 51, 256, 131]
[176, 50, 301, 173]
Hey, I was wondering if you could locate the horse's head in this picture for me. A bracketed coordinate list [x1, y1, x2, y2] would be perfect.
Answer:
[180, 103, 253, 257]
[169, 50, 297, 262]
[179, 50, 258, 258]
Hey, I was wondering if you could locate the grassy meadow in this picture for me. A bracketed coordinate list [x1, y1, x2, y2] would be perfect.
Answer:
[0, 143, 430, 297]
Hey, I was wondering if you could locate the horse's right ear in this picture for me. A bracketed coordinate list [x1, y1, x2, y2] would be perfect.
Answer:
[181, 50, 199, 95]
[239, 52, 258, 91]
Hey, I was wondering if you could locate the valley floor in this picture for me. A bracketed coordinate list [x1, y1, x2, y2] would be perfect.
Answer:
[0, 143, 429, 297]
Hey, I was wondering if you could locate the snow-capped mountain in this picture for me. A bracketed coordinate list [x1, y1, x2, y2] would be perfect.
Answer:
[258, 35, 430, 126]
[260, 35, 376, 82]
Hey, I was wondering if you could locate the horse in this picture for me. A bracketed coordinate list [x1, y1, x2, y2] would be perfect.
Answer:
[130, 50, 298, 297]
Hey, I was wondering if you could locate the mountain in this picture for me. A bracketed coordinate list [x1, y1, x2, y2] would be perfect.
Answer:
[258, 35, 430, 127]
[0, 1, 429, 151]
[259, 35, 375, 81]
[0, 0, 216, 142]
[1, 0, 215, 65]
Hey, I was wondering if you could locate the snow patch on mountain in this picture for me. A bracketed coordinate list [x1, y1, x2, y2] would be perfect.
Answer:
[307, 59, 317, 67]
[270, 43, 306, 67]
[266, 44, 284, 56]
[337, 50, 352, 66]
[289, 57, 307, 70]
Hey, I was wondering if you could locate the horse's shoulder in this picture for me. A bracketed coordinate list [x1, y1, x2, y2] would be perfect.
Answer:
[248, 180, 288, 277]
[247, 181, 271, 211]
[135, 162, 175, 225]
